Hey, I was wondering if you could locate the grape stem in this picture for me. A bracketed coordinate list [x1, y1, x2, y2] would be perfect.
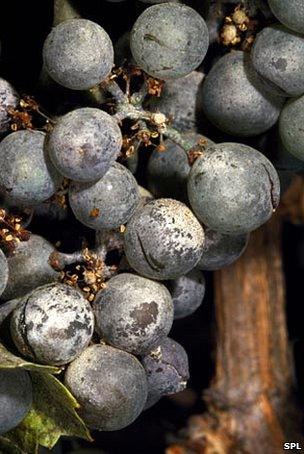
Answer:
[53, 0, 80, 26]
[104, 79, 196, 154]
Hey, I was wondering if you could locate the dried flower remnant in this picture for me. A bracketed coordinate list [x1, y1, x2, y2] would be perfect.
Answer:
[219, 5, 257, 51]
[8, 95, 53, 132]
[0, 208, 30, 256]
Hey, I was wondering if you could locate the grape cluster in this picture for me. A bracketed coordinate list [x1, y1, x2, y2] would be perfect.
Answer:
[0, 0, 296, 442]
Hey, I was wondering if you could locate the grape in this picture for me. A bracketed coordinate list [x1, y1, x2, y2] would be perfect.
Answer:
[0, 78, 19, 133]
[145, 71, 204, 132]
[0, 248, 8, 298]
[187, 143, 280, 234]
[147, 132, 214, 202]
[130, 3, 209, 80]
[64, 344, 148, 431]
[47, 108, 122, 182]
[251, 25, 304, 98]
[0, 130, 63, 207]
[201, 51, 284, 136]
[69, 162, 140, 230]
[93, 273, 174, 355]
[167, 269, 205, 320]
[43, 19, 114, 90]
[141, 338, 189, 400]
[140, 1, 180, 3]
[1, 234, 58, 301]
[10, 283, 94, 366]
[268, 0, 304, 35]
[124, 198, 205, 280]
[197, 228, 249, 271]
[279, 95, 304, 161]
[0, 369, 32, 435]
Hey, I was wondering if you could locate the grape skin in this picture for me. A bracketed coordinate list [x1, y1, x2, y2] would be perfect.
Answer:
[93, 273, 174, 355]
[0, 78, 19, 133]
[201, 51, 284, 136]
[43, 19, 114, 90]
[47, 108, 122, 183]
[279, 95, 304, 162]
[141, 337, 189, 399]
[251, 25, 304, 97]
[167, 269, 205, 320]
[64, 344, 148, 431]
[0, 248, 9, 298]
[124, 198, 205, 280]
[188, 143, 280, 235]
[268, 0, 304, 35]
[10, 283, 94, 366]
[130, 3, 209, 80]
[0, 130, 63, 207]
[0, 369, 33, 435]
[1, 234, 58, 301]
[197, 228, 249, 271]
[69, 162, 140, 230]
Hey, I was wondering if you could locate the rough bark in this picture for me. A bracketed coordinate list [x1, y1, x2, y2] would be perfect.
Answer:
[167, 180, 304, 453]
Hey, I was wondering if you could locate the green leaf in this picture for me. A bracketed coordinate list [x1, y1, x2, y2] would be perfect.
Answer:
[4, 371, 92, 452]
[0, 343, 60, 375]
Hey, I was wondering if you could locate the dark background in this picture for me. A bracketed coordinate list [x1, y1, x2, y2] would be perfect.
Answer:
[0, 1, 303, 452]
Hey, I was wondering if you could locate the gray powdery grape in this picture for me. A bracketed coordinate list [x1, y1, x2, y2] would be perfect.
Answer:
[130, 3, 209, 80]
[268, 0, 304, 35]
[197, 228, 249, 271]
[146, 71, 205, 132]
[93, 273, 174, 355]
[251, 25, 304, 97]
[69, 162, 140, 230]
[0, 130, 62, 207]
[279, 95, 304, 162]
[0, 369, 33, 435]
[141, 338, 189, 401]
[187, 143, 280, 234]
[147, 133, 214, 202]
[1, 234, 58, 301]
[47, 108, 122, 182]
[64, 344, 148, 431]
[43, 19, 114, 90]
[0, 78, 19, 133]
[124, 198, 205, 280]
[10, 283, 94, 366]
[167, 269, 205, 320]
[201, 51, 284, 136]
[0, 248, 9, 298]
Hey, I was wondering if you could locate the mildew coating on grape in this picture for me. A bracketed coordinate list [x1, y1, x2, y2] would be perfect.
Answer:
[0, 369, 32, 435]
[130, 3, 209, 80]
[197, 228, 249, 271]
[10, 283, 94, 366]
[0, 248, 9, 298]
[279, 95, 304, 162]
[1, 234, 58, 301]
[124, 198, 205, 280]
[201, 51, 284, 136]
[43, 19, 114, 90]
[188, 143, 280, 234]
[251, 25, 304, 97]
[268, 0, 304, 35]
[146, 71, 204, 132]
[147, 133, 214, 202]
[47, 108, 122, 182]
[141, 337, 189, 397]
[0, 78, 19, 133]
[69, 162, 140, 230]
[64, 344, 148, 431]
[93, 273, 174, 355]
[0, 130, 62, 207]
[167, 268, 205, 319]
